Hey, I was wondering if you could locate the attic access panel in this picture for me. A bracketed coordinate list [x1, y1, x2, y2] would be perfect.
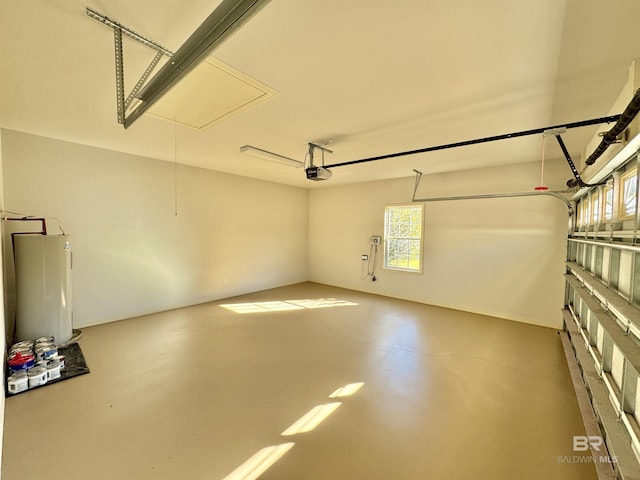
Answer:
[145, 56, 278, 130]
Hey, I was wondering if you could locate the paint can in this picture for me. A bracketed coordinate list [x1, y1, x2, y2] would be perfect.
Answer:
[9, 346, 34, 358]
[27, 366, 48, 388]
[8, 352, 36, 373]
[11, 340, 34, 350]
[46, 359, 62, 381]
[50, 354, 65, 370]
[34, 336, 55, 344]
[35, 345, 58, 361]
[7, 372, 28, 394]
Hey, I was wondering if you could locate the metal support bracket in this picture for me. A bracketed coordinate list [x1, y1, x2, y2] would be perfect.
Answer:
[125, 51, 165, 110]
[308, 142, 333, 167]
[86, 7, 174, 124]
[412, 169, 423, 201]
[555, 134, 607, 189]
[113, 27, 125, 124]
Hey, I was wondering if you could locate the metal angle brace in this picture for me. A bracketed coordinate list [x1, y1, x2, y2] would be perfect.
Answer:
[555, 134, 606, 188]
[86, 7, 174, 124]
[113, 27, 125, 124]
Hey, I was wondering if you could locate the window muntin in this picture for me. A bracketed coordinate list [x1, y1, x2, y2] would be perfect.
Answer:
[384, 204, 423, 273]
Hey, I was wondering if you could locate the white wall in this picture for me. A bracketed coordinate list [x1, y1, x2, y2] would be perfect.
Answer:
[309, 160, 571, 328]
[1, 129, 309, 327]
[1, 127, 572, 332]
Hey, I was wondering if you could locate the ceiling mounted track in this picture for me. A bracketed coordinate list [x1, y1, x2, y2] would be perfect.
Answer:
[555, 88, 640, 188]
[124, 0, 271, 129]
[411, 170, 574, 213]
[88, 0, 272, 129]
[414, 189, 575, 212]
[324, 115, 621, 170]
[323, 90, 640, 191]
[585, 88, 640, 166]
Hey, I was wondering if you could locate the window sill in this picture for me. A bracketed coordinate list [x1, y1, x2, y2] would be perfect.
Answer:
[383, 266, 424, 275]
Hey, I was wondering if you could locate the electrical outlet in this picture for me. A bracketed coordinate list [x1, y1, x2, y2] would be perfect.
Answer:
[361, 254, 369, 261]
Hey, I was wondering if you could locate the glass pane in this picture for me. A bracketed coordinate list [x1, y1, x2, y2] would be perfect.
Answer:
[624, 174, 637, 216]
[604, 187, 613, 220]
[584, 201, 591, 224]
[410, 208, 421, 224]
[576, 202, 583, 226]
[384, 205, 423, 271]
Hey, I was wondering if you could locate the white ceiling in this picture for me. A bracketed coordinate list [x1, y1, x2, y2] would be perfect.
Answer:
[2, 0, 640, 188]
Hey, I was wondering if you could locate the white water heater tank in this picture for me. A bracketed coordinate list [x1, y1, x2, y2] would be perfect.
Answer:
[14, 234, 72, 343]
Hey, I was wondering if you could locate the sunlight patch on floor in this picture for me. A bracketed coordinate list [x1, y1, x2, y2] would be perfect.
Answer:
[219, 298, 358, 314]
[221, 443, 295, 480]
[329, 382, 364, 398]
[281, 402, 343, 436]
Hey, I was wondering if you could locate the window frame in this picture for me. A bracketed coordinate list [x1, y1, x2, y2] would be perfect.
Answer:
[383, 203, 424, 274]
[619, 167, 638, 221]
[603, 184, 614, 222]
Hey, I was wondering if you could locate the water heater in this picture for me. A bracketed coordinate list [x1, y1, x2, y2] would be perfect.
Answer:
[14, 234, 72, 343]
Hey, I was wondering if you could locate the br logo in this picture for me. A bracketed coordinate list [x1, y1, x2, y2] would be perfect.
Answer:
[573, 435, 603, 452]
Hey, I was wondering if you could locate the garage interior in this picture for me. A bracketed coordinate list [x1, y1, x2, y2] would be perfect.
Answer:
[3, 1, 640, 479]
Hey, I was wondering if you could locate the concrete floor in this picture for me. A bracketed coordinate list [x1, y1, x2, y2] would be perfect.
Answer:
[2, 282, 595, 479]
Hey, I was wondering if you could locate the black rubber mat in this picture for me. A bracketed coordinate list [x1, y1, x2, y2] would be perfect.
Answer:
[6, 342, 90, 397]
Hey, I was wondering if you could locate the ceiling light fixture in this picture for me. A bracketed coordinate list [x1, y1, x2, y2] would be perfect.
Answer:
[123, 0, 272, 128]
[240, 145, 303, 168]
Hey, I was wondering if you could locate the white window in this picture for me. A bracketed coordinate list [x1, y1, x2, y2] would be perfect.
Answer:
[620, 167, 637, 219]
[603, 185, 614, 221]
[383, 204, 424, 272]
